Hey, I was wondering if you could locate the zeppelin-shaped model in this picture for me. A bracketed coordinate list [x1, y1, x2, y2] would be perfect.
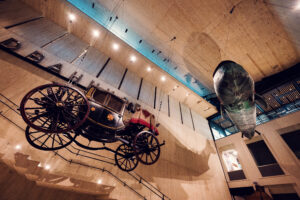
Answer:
[213, 60, 266, 139]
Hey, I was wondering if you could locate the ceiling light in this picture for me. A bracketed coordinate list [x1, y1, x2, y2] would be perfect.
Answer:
[44, 164, 51, 170]
[147, 66, 152, 72]
[97, 179, 102, 184]
[112, 43, 119, 51]
[295, 1, 300, 10]
[130, 55, 137, 62]
[15, 145, 21, 150]
[68, 13, 76, 22]
[92, 30, 100, 37]
[161, 76, 166, 82]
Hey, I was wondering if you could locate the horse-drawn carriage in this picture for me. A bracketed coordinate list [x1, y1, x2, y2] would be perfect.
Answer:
[20, 83, 164, 171]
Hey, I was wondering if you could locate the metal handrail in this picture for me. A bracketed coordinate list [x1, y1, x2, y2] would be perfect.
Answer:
[0, 93, 171, 200]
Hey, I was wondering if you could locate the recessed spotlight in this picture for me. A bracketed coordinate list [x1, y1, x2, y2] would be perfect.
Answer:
[161, 76, 166, 82]
[92, 30, 100, 37]
[130, 55, 137, 62]
[44, 164, 51, 170]
[97, 179, 102, 184]
[147, 66, 152, 72]
[112, 43, 119, 51]
[68, 13, 76, 22]
[15, 145, 21, 150]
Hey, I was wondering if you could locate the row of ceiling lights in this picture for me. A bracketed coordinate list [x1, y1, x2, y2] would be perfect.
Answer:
[68, 13, 167, 83]
[68, 13, 196, 99]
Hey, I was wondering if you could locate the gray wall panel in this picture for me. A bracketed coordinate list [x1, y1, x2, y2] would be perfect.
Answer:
[10, 18, 67, 47]
[99, 60, 126, 88]
[169, 96, 181, 123]
[191, 109, 212, 139]
[181, 103, 194, 129]
[155, 88, 168, 115]
[139, 80, 155, 107]
[74, 47, 108, 76]
[44, 34, 88, 63]
[120, 70, 140, 99]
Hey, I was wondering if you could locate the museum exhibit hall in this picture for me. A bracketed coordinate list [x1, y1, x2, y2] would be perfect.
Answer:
[0, 0, 300, 199]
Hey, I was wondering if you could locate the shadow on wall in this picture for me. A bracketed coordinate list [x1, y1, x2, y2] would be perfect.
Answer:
[132, 123, 217, 200]
[135, 123, 216, 180]
[183, 32, 221, 89]
[12, 152, 115, 196]
[0, 160, 109, 200]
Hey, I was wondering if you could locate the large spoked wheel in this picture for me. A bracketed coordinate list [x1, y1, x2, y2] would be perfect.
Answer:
[20, 83, 90, 133]
[25, 126, 76, 151]
[115, 144, 138, 172]
[133, 131, 160, 165]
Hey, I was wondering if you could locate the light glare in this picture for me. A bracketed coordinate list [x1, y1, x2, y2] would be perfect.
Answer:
[15, 145, 21, 150]
[147, 66, 152, 72]
[45, 164, 51, 170]
[92, 30, 100, 37]
[295, 1, 300, 10]
[161, 76, 166, 82]
[68, 13, 76, 21]
[130, 55, 137, 62]
[112, 43, 119, 50]
[97, 179, 102, 184]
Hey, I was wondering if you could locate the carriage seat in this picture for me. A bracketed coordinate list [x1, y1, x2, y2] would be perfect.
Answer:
[128, 109, 159, 135]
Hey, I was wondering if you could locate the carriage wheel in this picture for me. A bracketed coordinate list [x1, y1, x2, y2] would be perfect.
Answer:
[133, 131, 160, 165]
[115, 144, 138, 172]
[25, 126, 76, 151]
[20, 83, 90, 133]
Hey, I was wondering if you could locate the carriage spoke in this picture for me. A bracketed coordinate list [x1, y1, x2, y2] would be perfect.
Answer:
[40, 117, 50, 128]
[24, 107, 46, 110]
[57, 134, 64, 145]
[31, 133, 47, 142]
[38, 90, 55, 103]
[149, 152, 154, 162]
[51, 134, 55, 148]
[41, 134, 51, 147]
[50, 87, 58, 102]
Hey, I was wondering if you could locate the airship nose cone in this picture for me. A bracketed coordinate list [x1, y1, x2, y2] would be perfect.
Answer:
[213, 60, 237, 78]
[242, 130, 255, 139]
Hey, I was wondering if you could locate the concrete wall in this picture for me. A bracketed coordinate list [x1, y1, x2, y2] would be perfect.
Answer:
[0, 51, 231, 199]
[216, 111, 300, 197]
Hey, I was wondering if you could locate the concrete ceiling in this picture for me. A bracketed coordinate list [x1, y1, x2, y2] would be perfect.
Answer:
[96, 0, 300, 90]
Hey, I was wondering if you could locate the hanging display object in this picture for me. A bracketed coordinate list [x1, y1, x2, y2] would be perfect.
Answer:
[213, 60, 268, 139]
[20, 83, 165, 172]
